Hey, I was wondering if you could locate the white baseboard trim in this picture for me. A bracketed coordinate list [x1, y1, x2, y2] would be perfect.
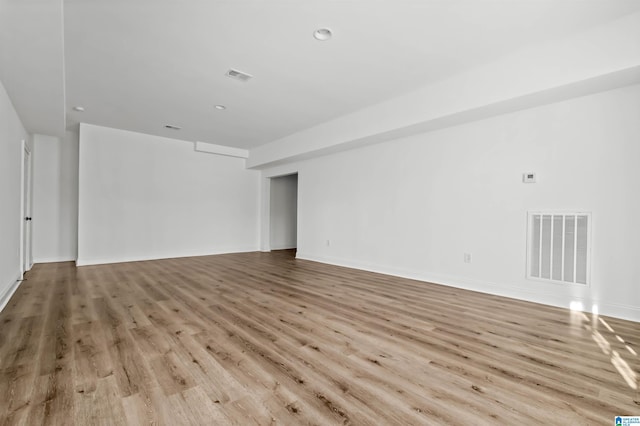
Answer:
[33, 256, 76, 264]
[296, 252, 640, 323]
[76, 246, 260, 266]
[0, 272, 22, 313]
[592, 301, 640, 323]
[270, 244, 297, 250]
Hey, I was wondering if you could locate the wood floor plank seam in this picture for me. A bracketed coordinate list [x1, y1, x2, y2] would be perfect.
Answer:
[0, 250, 638, 425]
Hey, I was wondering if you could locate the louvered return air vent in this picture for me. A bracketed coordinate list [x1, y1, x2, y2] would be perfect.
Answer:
[225, 68, 253, 82]
[527, 212, 591, 285]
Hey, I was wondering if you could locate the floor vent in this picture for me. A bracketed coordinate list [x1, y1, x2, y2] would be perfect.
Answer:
[527, 212, 591, 285]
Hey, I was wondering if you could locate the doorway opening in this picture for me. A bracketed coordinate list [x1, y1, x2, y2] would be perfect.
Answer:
[269, 173, 298, 253]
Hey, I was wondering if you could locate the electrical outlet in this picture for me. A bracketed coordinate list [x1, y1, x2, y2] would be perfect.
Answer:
[464, 253, 472, 263]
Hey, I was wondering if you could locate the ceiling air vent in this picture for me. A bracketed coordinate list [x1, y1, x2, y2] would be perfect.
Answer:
[225, 68, 253, 82]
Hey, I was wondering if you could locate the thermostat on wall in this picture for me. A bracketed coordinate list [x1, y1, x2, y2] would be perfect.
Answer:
[523, 172, 536, 183]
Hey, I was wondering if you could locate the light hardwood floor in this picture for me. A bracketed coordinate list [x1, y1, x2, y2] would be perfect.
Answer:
[0, 250, 638, 425]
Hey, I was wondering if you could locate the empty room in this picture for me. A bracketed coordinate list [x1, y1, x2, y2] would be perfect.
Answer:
[1, 0, 639, 424]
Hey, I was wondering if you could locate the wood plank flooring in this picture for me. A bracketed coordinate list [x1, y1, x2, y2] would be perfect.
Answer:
[0, 250, 638, 425]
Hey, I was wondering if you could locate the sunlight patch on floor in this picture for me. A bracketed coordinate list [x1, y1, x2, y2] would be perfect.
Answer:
[584, 312, 639, 390]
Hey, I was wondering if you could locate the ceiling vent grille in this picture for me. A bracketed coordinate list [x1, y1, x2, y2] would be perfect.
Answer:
[527, 212, 591, 285]
[225, 68, 253, 82]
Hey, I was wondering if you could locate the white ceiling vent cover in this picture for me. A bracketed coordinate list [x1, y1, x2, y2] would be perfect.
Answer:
[225, 69, 253, 82]
[527, 212, 591, 285]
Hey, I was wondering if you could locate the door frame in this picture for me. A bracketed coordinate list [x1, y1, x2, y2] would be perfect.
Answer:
[268, 173, 298, 251]
[20, 140, 33, 276]
[260, 169, 299, 252]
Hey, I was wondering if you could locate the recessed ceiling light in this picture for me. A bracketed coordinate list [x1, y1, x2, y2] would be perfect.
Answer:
[313, 28, 332, 41]
[73, 106, 85, 112]
[214, 105, 226, 110]
[164, 124, 181, 130]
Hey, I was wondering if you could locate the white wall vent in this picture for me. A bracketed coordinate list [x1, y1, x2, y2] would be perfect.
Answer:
[527, 212, 591, 285]
[225, 69, 253, 82]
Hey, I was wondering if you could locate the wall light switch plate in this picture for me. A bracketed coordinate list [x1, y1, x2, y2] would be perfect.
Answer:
[523, 172, 536, 183]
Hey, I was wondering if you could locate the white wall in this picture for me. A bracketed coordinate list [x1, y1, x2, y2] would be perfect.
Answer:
[77, 124, 260, 265]
[264, 84, 640, 322]
[270, 174, 297, 250]
[0, 79, 29, 309]
[32, 131, 79, 262]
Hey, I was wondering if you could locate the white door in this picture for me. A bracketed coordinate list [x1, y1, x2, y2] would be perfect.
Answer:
[22, 144, 33, 273]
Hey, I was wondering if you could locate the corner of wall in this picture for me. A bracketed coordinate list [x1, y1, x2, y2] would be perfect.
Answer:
[0, 272, 22, 313]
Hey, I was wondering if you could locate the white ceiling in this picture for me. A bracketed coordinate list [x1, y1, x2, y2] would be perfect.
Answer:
[0, 0, 65, 137]
[3, 0, 640, 147]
